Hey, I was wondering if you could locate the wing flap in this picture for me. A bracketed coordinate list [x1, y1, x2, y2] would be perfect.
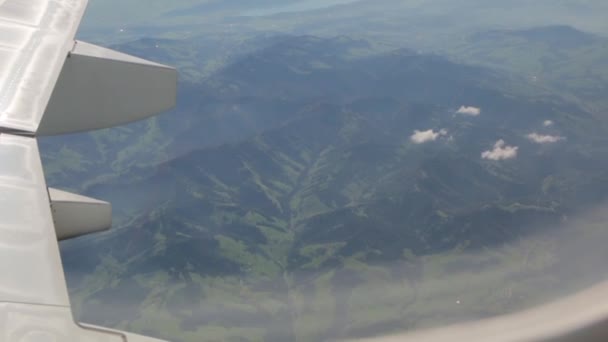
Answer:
[49, 188, 112, 241]
[38, 40, 178, 136]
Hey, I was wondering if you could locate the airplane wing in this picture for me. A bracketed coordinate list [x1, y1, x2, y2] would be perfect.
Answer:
[0, 1, 176, 341]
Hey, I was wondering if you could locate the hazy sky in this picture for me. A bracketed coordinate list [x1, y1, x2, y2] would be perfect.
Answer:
[80, 0, 608, 43]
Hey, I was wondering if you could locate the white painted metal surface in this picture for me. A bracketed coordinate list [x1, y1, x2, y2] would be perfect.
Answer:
[0, 133, 70, 307]
[0, 302, 171, 341]
[49, 188, 112, 241]
[0, 303, 122, 342]
[0, 0, 87, 134]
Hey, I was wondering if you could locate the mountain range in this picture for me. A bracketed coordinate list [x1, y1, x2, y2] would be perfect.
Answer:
[40, 27, 608, 341]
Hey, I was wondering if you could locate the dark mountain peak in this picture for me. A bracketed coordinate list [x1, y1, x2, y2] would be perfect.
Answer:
[208, 35, 503, 103]
[472, 25, 600, 48]
[515, 25, 598, 43]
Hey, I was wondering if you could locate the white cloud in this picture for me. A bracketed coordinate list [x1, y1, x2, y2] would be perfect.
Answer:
[456, 106, 481, 116]
[527, 133, 564, 144]
[481, 140, 518, 160]
[411, 129, 447, 144]
[543, 120, 554, 127]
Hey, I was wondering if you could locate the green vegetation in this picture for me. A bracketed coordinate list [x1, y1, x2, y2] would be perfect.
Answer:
[48, 17, 608, 342]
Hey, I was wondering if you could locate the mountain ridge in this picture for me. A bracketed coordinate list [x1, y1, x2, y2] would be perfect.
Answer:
[56, 34, 608, 342]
